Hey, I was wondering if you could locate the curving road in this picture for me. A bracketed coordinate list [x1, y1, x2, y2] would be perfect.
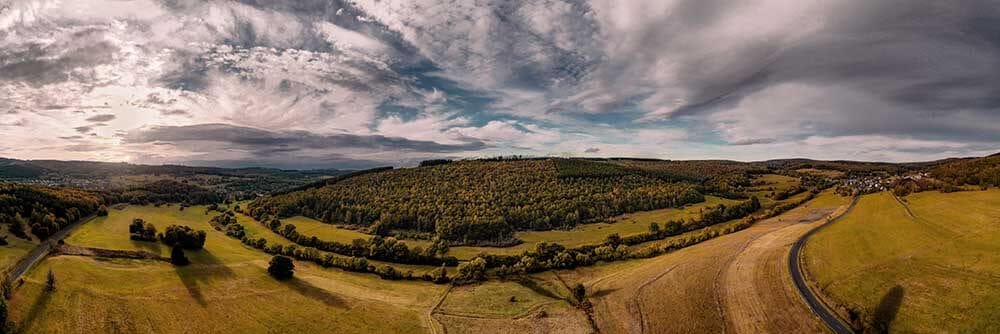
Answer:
[788, 197, 858, 334]
[5, 212, 97, 282]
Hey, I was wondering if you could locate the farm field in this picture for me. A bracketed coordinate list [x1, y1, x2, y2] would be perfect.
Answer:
[556, 190, 850, 333]
[9, 205, 450, 333]
[748, 174, 802, 207]
[804, 190, 1000, 332]
[447, 196, 740, 260]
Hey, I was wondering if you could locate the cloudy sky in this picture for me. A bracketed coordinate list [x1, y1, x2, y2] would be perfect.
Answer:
[1, 0, 998, 168]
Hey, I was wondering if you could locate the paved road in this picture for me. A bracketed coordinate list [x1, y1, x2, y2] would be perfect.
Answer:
[6, 212, 98, 282]
[788, 197, 858, 334]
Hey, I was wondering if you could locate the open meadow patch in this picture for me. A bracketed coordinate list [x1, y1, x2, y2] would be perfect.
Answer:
[805, 190, 1000, 332]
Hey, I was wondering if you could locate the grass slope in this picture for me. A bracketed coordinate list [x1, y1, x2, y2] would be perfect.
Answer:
[11, 205, 447, 333]
[559, 190, 847, 333]
[447, 196, 739, 260]
[805, 190, 1000, 332]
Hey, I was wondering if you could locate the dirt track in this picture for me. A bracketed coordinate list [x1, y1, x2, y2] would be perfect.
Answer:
[585, 194, 850, 333]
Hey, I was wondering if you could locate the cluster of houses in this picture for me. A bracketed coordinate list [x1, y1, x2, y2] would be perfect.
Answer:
[840, 175, 890, 194]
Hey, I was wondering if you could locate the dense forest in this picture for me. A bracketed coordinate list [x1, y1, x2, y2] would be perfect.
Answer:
[0, 183, 105, 240]
[248, 160, 705, 245]
[931, 154, 1000, 187]
[112, 180, 220, 205]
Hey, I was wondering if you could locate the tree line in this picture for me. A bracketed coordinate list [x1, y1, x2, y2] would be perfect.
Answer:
[256, 215, 458, 266]
[0, 183, 104, 240]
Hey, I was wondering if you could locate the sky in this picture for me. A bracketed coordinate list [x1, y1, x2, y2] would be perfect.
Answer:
[1, 0, 999, 169]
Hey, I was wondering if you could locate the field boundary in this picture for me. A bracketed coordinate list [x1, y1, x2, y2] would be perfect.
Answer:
[789, 196, 858, 334]
[892, 195, 916, 219]
[628, 264, 679, 334]
[426, 285, 451, 334]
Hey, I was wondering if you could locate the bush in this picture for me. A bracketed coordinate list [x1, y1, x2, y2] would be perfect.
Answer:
[268, 255, 295, 280]
[128, 218, 157, 242]
[159, 225, 206, 250]
[572, 283, 586, 302]
[96, 205, 109, 216]
[170, 245, 190, 266]
[454, 257, 488, 284]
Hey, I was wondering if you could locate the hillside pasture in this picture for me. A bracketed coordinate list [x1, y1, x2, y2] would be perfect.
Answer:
[557, 190, 848, 333]
[447, 196, 739, 260]
[11, 205, 449, 334]
[805, 190, 1000, 332]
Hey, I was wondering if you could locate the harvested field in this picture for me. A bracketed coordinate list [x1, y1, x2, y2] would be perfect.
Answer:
[558, 190, 850, 333]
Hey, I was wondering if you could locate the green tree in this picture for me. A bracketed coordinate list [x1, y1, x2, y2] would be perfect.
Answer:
[268, 255, 295, 280]
[572, 283, 586, 302]
[456, 257, 488, 283]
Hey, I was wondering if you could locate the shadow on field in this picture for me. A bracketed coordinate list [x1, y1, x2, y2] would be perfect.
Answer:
[174, 248, 236, 307]
[129, 239, 163, 255]
[589, 288, 620, 299]
[872, 285, 905, 332]
[21, 287, 54, 330]
[283, 277, 346, 308]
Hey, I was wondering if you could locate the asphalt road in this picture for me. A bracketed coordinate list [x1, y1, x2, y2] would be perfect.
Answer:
[788, 197, 858, 334]
[6, 212, 97, 282]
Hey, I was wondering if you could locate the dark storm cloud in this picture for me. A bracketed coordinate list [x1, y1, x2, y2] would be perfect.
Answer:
[123, 123, 489, 155]
[85, 114, 116, 122]
[73, 126, 92, 134]
[584, 147, 600, 153]
[660, 0, 1000, 142]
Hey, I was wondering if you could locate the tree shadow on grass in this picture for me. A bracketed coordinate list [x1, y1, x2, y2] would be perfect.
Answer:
[20, 288, 54, 331]
[128, 239, 163, 255]
[173, 248, 236, 307]
[282, 277, 347, 308]
[872, 285, 905, 333]
[589, 288, 620, 299]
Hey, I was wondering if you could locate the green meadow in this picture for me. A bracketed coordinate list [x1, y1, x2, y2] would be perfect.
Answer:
[805, 190, 1000, 332]
[10, 205, 447, 333]
[447, 196, 740, 260]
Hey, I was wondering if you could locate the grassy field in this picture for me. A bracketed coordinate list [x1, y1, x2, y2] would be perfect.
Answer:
[747, 174, 802, 207]
[796, 168, 846, 178]
[805, 190, 1000, 332]
[433, 272, 592, 333]
[447, 196, 739, 260]
[11, 205, 450, 333]
[558, 190, 848, 333]
[66, 205, 259, 263]
[0, 235, 35, 273]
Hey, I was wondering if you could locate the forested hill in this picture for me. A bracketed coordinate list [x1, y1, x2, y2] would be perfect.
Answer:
[931, 154, 1000, 187]
[0, 183, 106, 240]
[247, 159, 706, 245]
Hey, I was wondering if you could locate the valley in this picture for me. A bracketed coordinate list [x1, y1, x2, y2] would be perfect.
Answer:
[0, 155, 997, 333]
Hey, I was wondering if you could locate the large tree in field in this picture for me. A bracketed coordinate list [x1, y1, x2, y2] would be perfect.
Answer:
[268, 255, 295, 280]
